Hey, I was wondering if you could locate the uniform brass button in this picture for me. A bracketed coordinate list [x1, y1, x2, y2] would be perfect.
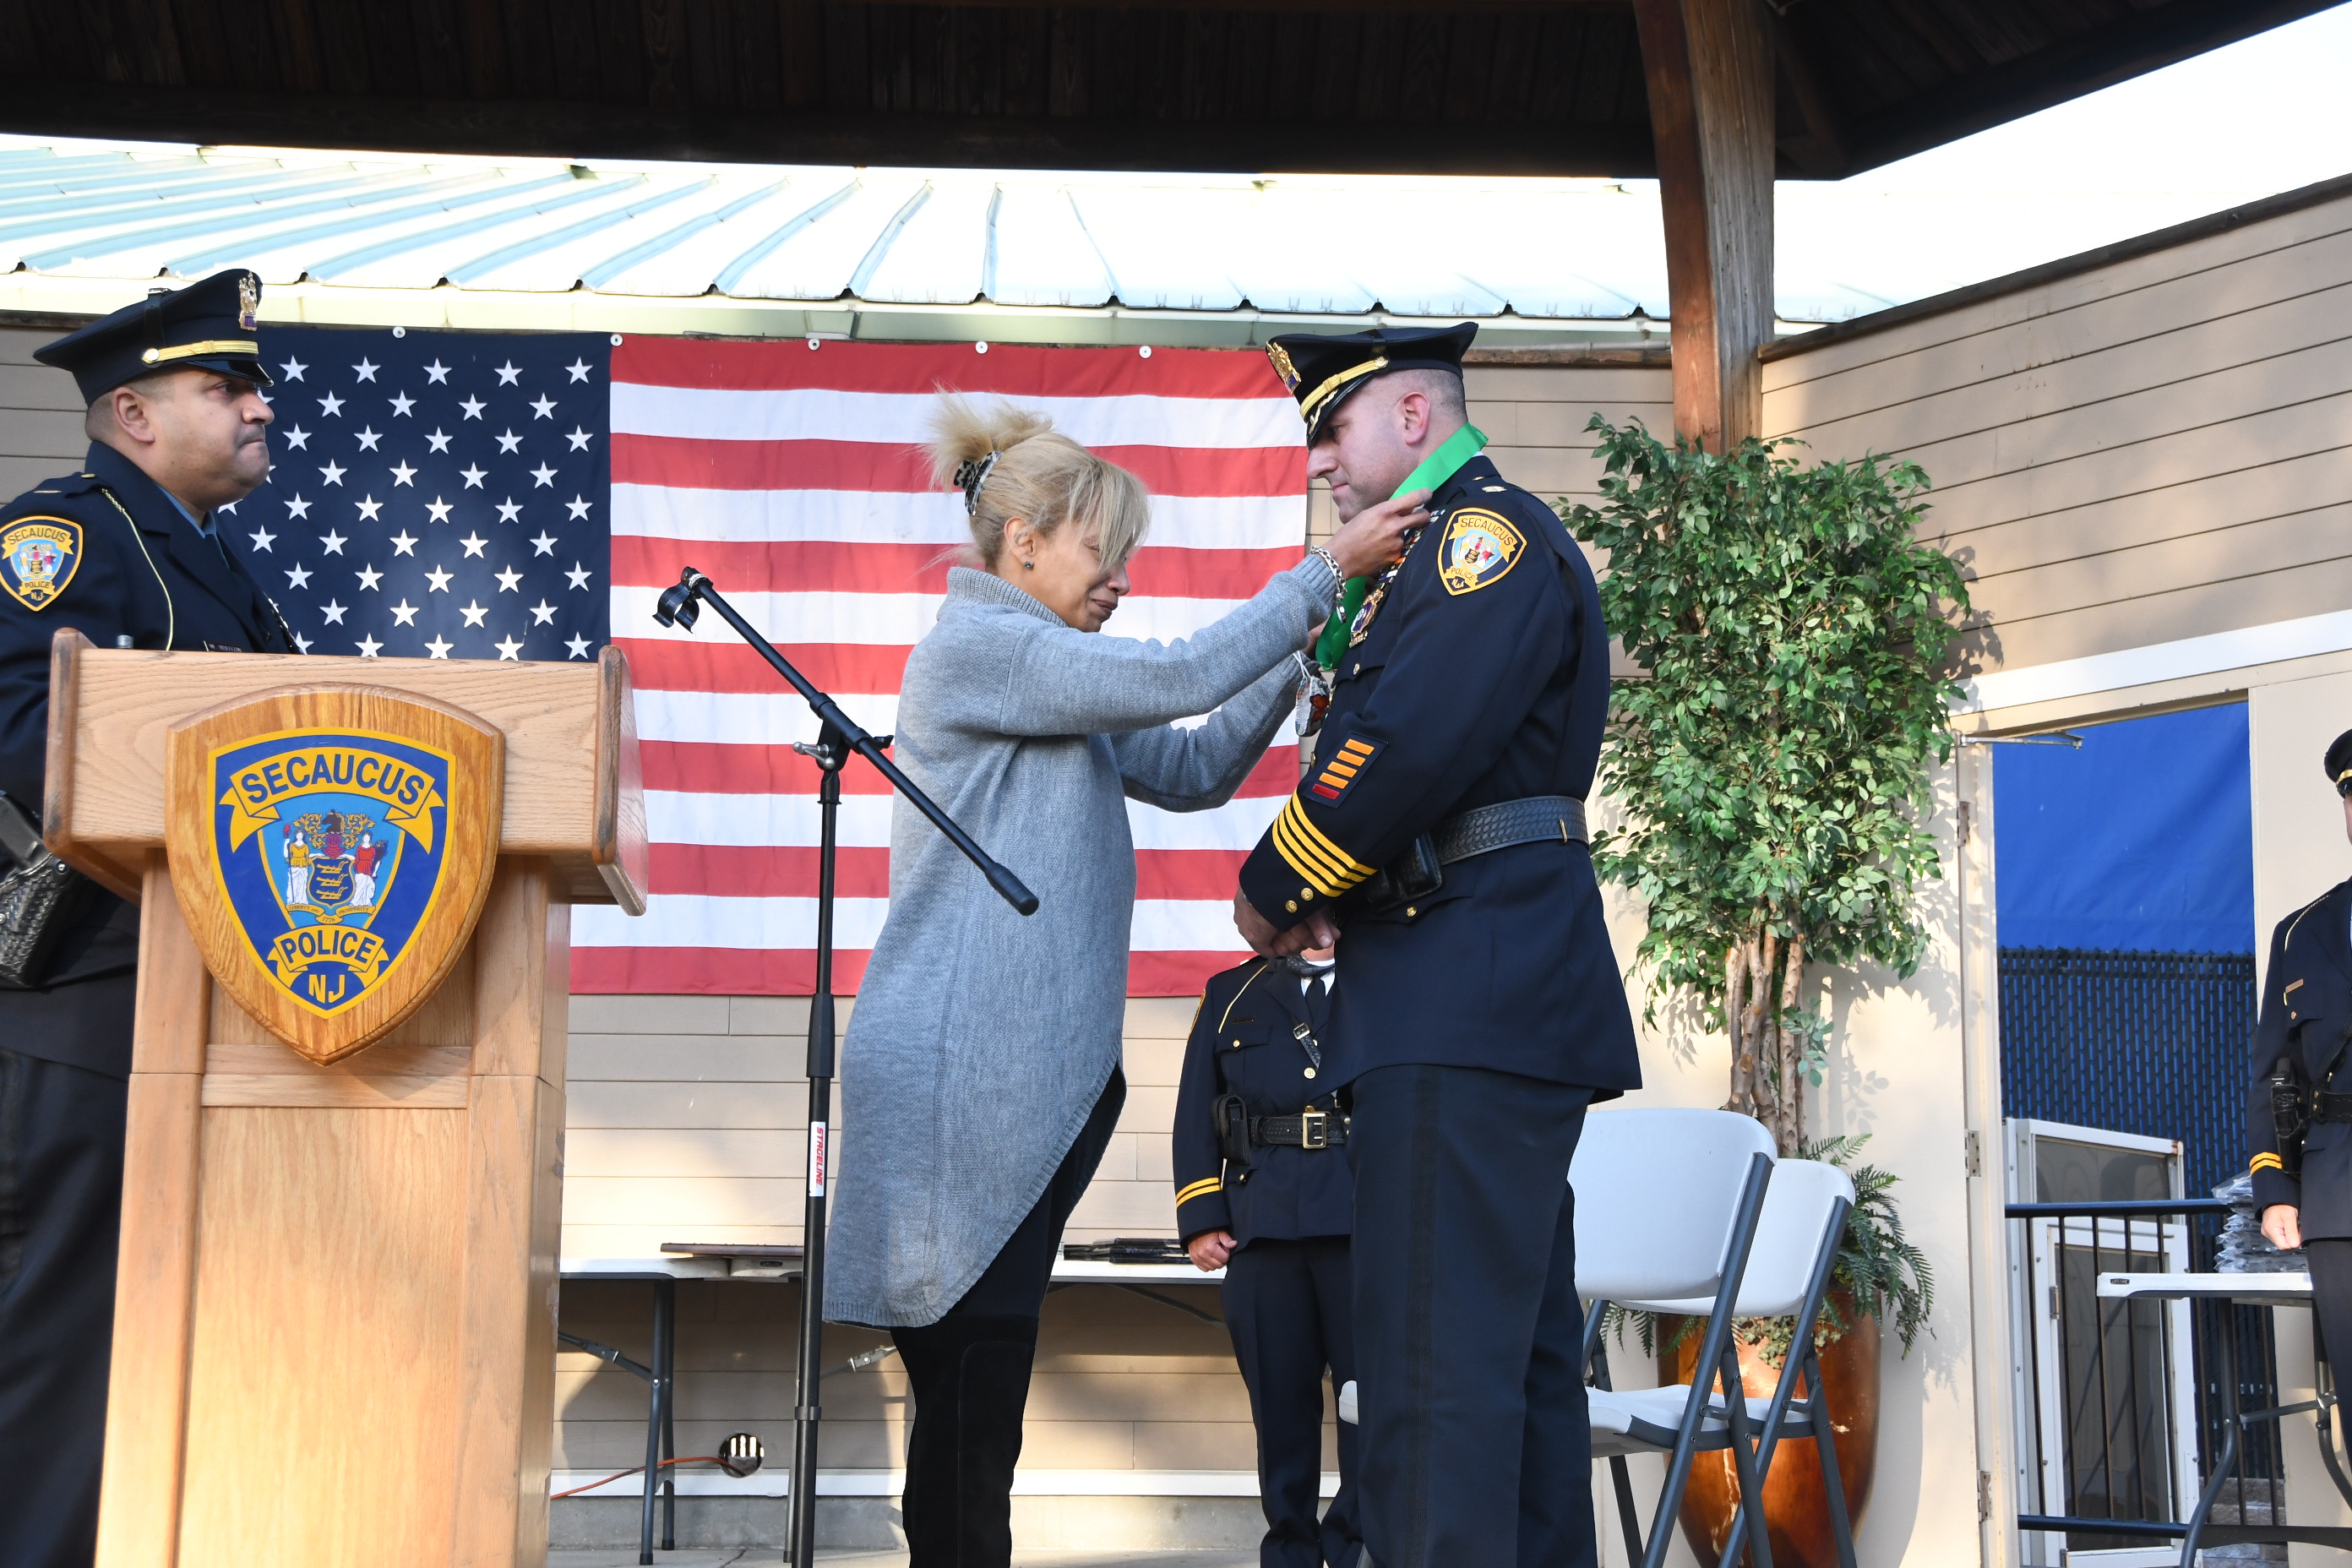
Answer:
[1304, 1068, 1317, 1079]
[1285, 899, 1298, 913]
[1300, 887, 1314, 900]
[1406, 906, 1418, 917]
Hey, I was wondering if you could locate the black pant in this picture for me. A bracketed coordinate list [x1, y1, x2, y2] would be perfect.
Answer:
[0, 1048, 127, 1568]
[2309, 1238, 2352, 1386]
[1224, 1235, 1361, 1568]
[890, 1068, 1124, 1567]
[1347, 1064, 1594, 1568]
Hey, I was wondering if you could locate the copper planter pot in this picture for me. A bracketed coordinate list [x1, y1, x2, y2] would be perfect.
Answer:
[1658, 1301, 1880, 1568]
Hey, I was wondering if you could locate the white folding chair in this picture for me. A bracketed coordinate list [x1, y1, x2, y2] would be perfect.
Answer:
[1632, 1158, 1859, 1568]
[1572, 1108, 1778, 1568]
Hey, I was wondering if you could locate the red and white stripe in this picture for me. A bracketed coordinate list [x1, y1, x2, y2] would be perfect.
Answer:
[571, 340, 1309, 997]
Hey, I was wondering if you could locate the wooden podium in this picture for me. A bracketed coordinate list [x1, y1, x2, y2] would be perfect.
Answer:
[46, 634, 646, 1568]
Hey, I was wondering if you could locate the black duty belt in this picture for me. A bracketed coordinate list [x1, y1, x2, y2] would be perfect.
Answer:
[1363, 795, 1590, 915]
[1433, 795, 1589, 864]
[1253, 1109, 1348, 1149]
[2316, 1091, 2352, 1124]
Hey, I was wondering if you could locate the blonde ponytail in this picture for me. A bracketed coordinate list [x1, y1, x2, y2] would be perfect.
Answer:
[928, 394, 1151, 569]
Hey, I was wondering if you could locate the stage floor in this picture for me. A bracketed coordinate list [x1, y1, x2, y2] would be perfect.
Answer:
[551, 1552, 1258, 1566]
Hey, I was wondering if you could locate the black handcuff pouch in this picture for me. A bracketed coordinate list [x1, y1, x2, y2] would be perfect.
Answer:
[1360, 836, 1442, 916]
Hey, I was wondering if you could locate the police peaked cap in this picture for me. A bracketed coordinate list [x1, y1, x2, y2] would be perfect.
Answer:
[1264, 321, 1478, 444]
[2327, 727, 2352, 789]
[35, 269, 271, 405]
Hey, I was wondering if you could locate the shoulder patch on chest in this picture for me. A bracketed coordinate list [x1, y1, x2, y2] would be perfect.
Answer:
[1437, 508, 1523, 596]
[0, 514, 84, 611]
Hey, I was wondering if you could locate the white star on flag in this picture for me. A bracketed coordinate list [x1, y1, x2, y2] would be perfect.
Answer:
[460, 533, 487, 558]
[284, 427, 310, 449]
[286, 564, 312, 588]
[283, 496, 310, 519]
[356, 565, 383, 590]
[423, 360, 450, 384]
[495, 430, 522, 454]
[390, 600, 419, 625]
[426, 635, 452, 658]
[565, 496, 592, 520]
[425, 498, 453, 523]
[565, 562, 592, 590]
[389, 392, 415, 416]
[565, 634, 591, 658]
[494, 635, 524, 660]
[424, 565, 453, 591]
[318, 461, 345, 486]
[494, 567, 523, 592]
[354, 496, 382, 520]
[390, 460, 416, 486]
[460, 395, 485, 419]
[495, 498, 523, 523]
[280, 358, 307, 381]
[356, 427, 381, 451]
[318, 392, 344, 416]
[356, 634, 384, 656]
[248, 527, 275, 551]
[460, 601, 488, 627]
[530, 464, 556, 487]
[320, 530, 348, 553]
[565, 359, 590, 382]
[530, 600, 556, 624]
[566, 427, 593, 451]
[352, 359, 378, 382]
[426, 428, 452, 453]
[529, 395, 556, 419]
[390, 531, 418, 556]
[320, 600, 346, 624]
[459, 465, 486, 488]
[495, 362, 522, 385]
[530, 532, 557, 555]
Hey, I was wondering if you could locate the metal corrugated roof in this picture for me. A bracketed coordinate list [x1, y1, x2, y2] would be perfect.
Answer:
[0, 135, 2286, 334]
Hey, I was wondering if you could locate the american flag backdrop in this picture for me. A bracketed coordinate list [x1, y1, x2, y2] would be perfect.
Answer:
[237, 329, 1310, 998]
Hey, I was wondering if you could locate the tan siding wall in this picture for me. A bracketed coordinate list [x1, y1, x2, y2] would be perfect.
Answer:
[1761, 188, 2352, 677]
[0, 329, 86, 498]
[557, 994, 1281, 1484]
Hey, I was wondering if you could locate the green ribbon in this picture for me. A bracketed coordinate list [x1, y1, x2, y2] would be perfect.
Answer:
[1313, 422, 1488, 669]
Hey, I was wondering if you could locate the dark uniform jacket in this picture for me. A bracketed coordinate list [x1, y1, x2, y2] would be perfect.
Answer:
[1172, 958, 1354, 1248]
[2249, 877, 2352, 1237]
[0, 441, 294, 1075]
[1237, 451, 1641, 1094]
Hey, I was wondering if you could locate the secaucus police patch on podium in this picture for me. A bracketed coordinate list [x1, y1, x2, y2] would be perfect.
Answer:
[166, 681, 504, 1064]
[211, 729, 455, 1014]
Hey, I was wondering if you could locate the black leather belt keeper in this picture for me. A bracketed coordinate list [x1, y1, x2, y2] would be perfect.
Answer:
[2315, 1090, 2352, 1124]
[1252, 1109, 1348, 1150]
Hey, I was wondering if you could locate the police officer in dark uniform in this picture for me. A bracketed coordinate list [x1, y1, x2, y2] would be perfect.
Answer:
[1174, 947, 1361, 1568]
[2249, 727, 2352, 1370]
[1232, 323, 1641, 1568]
[0, 270, 291, 1568]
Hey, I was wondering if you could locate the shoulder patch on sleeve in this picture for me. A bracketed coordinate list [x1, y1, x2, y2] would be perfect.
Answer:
[1437, 508, 1523, 596]
[0, 515, 84, 611]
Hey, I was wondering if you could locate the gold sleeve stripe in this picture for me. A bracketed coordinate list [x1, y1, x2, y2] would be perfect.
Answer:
[1286, 798, 1375, 877]
[1275, 814, 1353, 897]
[1174, 1177, 1224, 1206]
[1274, 801, 1369, 897]
[2251, 1152, 2285, 1173]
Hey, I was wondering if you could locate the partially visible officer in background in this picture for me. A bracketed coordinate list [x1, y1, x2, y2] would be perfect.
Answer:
[1174, 945, 1360, 1568]
[0, 269, 291, 1568]
[1232, 323, 1642, 1568]
[2251, 727, 2352, 1369]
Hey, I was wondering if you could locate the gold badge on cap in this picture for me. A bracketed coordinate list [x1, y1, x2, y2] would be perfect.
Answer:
[237, 274, 259, 333]
[1266, 341, 1299, 392]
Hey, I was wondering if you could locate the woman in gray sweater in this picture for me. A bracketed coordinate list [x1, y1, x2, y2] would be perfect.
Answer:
[825, 395, 1422, 1564]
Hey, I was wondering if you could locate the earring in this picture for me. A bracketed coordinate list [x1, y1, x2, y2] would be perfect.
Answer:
[1021, 559, 1034, 570]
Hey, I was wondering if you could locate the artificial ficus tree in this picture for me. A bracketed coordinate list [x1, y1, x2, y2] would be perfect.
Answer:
[1560, 418, 1971, 1155]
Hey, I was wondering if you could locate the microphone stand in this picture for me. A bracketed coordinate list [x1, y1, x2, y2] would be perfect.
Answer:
[653, 568, 1037, 1566]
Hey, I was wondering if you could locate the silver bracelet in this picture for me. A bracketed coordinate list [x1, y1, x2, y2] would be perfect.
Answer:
[1308, 545, 1343, 596]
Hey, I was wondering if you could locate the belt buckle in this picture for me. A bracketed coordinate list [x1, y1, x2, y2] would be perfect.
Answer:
[1300, 1109, 1329, 1149]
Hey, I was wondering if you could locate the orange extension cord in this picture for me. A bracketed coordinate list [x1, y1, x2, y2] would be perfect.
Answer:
[551, 1456, 725, 1500]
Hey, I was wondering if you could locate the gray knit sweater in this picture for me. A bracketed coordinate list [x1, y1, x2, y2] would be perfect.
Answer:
[824, 559, 1336, 1327]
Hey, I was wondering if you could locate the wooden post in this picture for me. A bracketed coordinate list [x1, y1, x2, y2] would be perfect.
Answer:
[53, 640, 645, 1568]
[1636, 0, 1777, 451]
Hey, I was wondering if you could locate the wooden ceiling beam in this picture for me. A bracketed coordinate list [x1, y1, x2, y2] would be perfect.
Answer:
[0, 78, 1658, 175]
[1634, 0, 1773, 451]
